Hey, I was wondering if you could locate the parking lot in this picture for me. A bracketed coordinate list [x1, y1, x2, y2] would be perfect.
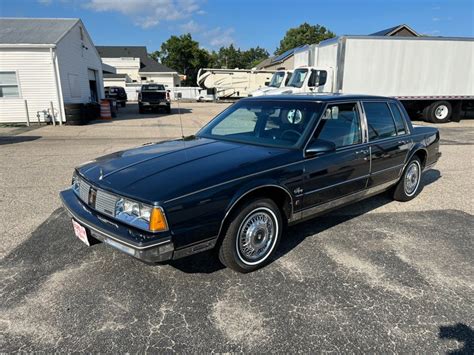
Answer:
[1, 102, 473, 352]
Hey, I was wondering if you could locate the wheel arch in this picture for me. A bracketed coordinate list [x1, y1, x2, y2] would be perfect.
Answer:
[406, 145, 428, 169]
[217, 183, 293, 240]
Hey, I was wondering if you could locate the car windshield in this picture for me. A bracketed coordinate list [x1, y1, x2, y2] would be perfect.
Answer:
[198, 100, 322, 148]
[268, 72, 285, 88]
[288, 68, 308, 88]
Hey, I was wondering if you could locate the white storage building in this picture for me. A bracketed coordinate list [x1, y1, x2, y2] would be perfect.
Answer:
[0, 18, 104, 124]
[97, 46, 181, 90]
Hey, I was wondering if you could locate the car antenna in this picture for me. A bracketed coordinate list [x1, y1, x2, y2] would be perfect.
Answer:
[176, 92, 185, 141]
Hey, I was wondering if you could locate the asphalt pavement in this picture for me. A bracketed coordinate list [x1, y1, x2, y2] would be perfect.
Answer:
[1, 103, 473, 352]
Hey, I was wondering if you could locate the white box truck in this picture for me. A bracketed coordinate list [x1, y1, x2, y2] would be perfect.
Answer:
[266, 36, 474, 123]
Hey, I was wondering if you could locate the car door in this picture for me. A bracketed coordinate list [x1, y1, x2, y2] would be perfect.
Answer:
[301, 101, 370, 209]
[362, 101, 411, 187]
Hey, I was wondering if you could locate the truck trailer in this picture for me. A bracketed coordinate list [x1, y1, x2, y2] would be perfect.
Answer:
[266, 35, 474, 123]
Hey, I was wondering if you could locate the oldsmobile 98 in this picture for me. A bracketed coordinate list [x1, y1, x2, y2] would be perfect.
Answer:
[60, 94, 441, 273]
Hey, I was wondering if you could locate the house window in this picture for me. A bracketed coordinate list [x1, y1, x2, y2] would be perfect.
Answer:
[0, 71, 20, 98]
[141, 77, 147, 81]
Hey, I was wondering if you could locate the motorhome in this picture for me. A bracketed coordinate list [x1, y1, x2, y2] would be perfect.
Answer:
[263, 36, 474, 123]
[196, 68, 274, 100]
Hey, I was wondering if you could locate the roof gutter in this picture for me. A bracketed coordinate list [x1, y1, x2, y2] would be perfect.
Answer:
[0, 43, 56, 48]
[50, 47, 65, 125]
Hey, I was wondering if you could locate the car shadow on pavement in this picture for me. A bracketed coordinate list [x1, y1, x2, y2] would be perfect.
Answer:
[0, 135, 41, 145]
[439, 323, 474, 355]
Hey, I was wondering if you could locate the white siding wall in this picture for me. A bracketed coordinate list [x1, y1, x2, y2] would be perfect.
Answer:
[56, 22, 104, 104]
[142, 73, 180, 88]
[101, 57, 140, 81]
[0, 48, 60, 123]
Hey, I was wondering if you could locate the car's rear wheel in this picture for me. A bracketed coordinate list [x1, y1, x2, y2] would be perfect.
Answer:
[218, 198, 282, 273]
[393, 156, 422, 201]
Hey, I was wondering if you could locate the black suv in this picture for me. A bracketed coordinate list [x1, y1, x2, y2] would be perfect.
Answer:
[104, 86, 127, 107]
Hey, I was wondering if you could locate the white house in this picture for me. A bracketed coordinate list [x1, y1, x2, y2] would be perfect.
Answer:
[0, 18, 104, 124]
[97, 46, 181, 89]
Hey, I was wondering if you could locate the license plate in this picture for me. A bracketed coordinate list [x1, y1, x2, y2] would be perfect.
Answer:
[72, 219, 90, 246]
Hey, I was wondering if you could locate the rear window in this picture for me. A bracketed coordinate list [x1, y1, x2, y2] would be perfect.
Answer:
[142, 84, 165, 91]
[363, 102, 397, 141]
[389, 102, 407, 135]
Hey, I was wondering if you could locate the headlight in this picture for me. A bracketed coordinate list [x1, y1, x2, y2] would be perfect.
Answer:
[115, 198, 168, 232]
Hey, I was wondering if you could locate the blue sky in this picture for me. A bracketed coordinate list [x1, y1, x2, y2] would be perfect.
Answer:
[1, 0, 473, 53]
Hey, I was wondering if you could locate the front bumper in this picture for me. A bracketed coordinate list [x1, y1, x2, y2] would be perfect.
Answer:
[60, 188, 174, 263]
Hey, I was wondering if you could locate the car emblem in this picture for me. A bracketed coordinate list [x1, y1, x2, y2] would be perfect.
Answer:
[294, 187, 303, 195]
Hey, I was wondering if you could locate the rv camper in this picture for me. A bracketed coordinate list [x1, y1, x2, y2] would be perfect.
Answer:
[196, 68, 274, 100]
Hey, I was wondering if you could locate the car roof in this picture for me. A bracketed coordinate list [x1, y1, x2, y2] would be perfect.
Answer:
[244, 93, 396, 102]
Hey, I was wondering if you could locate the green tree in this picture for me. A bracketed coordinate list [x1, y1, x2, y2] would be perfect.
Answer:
[212, 45, 269, 69]
[275, 23, 335, 55]
[242, 46, 269, 69]
[152, 33, 211, 86]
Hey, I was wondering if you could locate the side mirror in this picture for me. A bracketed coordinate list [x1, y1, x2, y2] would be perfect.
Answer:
[264, 81, 270, 86]
[305, 139, 335, 157]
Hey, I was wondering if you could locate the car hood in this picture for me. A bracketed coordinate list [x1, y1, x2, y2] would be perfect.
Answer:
[77, 137, 294, 204]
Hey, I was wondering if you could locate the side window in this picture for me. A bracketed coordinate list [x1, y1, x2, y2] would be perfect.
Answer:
[308, 71, 317, 87]
[0, 71, 20, 98]
[389, 102, 407, 135]
[308, 70, 328, 87]
[313, 102, 362, 148]
[363, 102, 397, 141]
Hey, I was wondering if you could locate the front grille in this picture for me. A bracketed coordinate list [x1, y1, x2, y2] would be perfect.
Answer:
[75, 176, 117, 217]
[95, 189, 118, 216]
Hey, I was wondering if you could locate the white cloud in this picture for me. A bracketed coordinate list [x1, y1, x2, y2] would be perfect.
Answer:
[203, 27, 235, 47]
[432, 17, 440, 22]
[38, 0, 53, 4]
[180, 19, 202, 33]
[84, 0, 202, 29]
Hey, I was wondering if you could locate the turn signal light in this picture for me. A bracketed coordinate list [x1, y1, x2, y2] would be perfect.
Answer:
[149, 207, 168, 232]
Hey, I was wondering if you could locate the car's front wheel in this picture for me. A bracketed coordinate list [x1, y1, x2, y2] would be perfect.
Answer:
[218, 198, 282, 273]
[393, 156, 422, 201]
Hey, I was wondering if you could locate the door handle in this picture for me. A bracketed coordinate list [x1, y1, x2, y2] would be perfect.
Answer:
[355, 149, 369, 155]
[398, 140, 408, 145]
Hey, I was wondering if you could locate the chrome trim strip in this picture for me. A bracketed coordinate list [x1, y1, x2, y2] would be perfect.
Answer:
[291, 178, 399, 222]
[302, 174, 370, 196]
[63, 202, 171, 250]
[370, 163, 405, 176]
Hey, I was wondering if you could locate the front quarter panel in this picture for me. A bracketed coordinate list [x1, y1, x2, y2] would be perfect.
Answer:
[163, 160, 304, 249]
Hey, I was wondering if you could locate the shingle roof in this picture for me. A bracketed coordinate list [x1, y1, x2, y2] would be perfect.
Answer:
[0, 18, 79, 44]
[96, 46, 177, 73]
[370, 24, 419, 37]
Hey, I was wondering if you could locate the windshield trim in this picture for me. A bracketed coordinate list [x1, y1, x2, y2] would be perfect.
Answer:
[196, 99, 323, 150]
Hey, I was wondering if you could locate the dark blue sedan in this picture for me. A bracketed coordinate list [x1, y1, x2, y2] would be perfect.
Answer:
[60, 94, 441, 272]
